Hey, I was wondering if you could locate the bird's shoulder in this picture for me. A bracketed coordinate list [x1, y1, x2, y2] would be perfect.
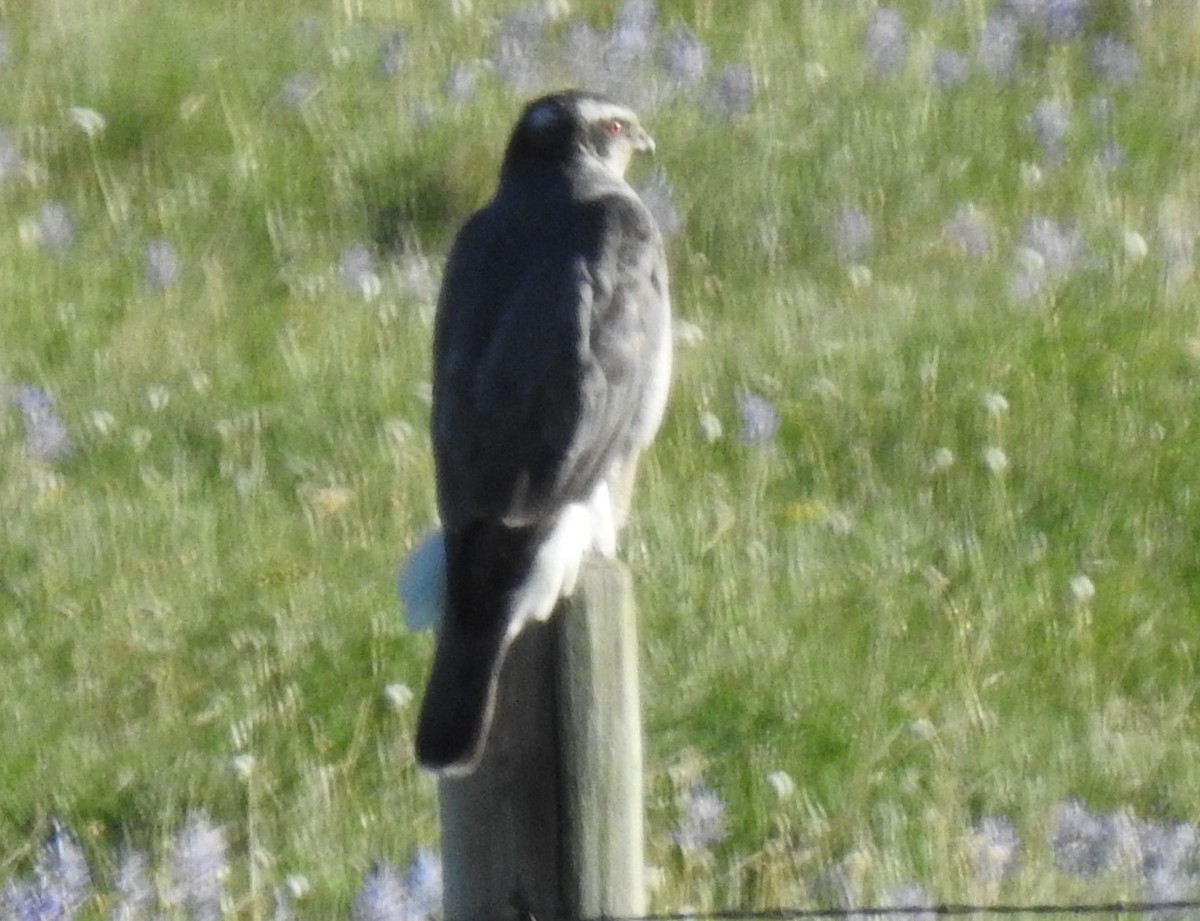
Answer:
[436, 170, 664, 333]
[580, 186, 661, 250]
[493, 164, 660, 241]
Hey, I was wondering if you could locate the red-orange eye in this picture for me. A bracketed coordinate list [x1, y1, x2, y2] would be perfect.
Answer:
[604, 119, 625, 135]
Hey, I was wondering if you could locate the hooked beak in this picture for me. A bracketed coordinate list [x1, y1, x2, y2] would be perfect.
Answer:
[632, 124, 656, 155]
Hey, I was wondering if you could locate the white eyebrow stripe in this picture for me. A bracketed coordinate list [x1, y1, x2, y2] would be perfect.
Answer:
[574, 98, 636, 126]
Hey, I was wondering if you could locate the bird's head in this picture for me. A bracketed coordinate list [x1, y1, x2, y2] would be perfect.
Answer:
[502, 90, 655, 182]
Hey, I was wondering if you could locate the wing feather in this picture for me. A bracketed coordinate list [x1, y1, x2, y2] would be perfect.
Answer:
[432, 187, 668, 531]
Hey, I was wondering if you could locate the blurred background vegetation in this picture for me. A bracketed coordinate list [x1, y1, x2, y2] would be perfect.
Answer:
[2, 0, 1200, 917]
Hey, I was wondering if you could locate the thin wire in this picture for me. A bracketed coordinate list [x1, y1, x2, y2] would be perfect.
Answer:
[573, 901, 1200, 921]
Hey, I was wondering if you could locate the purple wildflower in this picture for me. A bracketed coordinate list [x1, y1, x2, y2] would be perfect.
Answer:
[977, 14, 1020, 81]
[1043, 0, 1090, 43]
[0, 127, 20, 182]
[2, 880, 65, 921]
[1090, 35, 1139, 85]
[1137, 819, 1199, 902]
[38, 201, 75, 252]
[661, 25, 706, 87]
[143, 238, 181, 290]
[563, 20, 607, 88]
[444, 63, 477, 105]
[35, 821, 91, 917]
[671, 780, 728, 853]
[278, 72, 319, 109]
[608, 0, 657, 70]
[884, 883, 933, 921]
[1145, 864, 1196, 905]
[1021, 215, 1084, 277]
[1028, 98, 1070, 161]
[1089, 94, 1114, 131]
[944, 205, 991, 257]
[402, 848, 442, 920]
[1006, 0, 1089, 42]
[1009, 256, 1045, 300]
[336, 241, 368, 283]
[830, 205, 874, 265]
[377, 31, 405, 78]
[930, 48, 968, 88]
[1096, 139, 1125, 171]
[294, 14, 322, 42]
[169, 812, 226, 921]
[737, 392, 778, 446]
[1011, 216, 1084, 298]
[1049, 798, 1118, 877]
[601, 2, 658, 96]
[863, 7, 906, 77]
[351, 861, 408, 921]
[492, 5, 549, 93]
[707, 63, 754, 116]
[15, 386, 70, 462]
[972, 816, 1020, 883]
[109, 847, 154, 921]
[339, 243, 381, 300]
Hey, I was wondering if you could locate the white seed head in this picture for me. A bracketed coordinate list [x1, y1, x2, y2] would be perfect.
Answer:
[67, 105, 106, 137]
[672, 318, 706, 346]
[1123, 230, 1149, 262]
[230, 754, 255, 780]
[87, 409, 117, 436]
[847, 264, 873, 288]
[982, 446, 1009, 473]
[697, 410, 722, 443]
[982, 391, 1010, 416]
[284, 874, 311, 900]
[765, 769, 796, 800]
[928, 447, 956, 474]
[147, 385, 171, 413]
[383, 682, 414, 709]
[1069, 573, 1096, 603]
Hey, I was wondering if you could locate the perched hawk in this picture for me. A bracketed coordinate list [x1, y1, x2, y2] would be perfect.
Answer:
[398, 90, 672, 774]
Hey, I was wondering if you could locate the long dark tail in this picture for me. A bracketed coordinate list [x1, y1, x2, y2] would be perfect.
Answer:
[414, 522, 543, 773]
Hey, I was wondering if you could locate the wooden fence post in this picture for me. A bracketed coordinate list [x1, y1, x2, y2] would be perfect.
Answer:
[437, 557, 645, 921]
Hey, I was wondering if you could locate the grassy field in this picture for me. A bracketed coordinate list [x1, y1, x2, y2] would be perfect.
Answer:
[3, 0, 1200, 917]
